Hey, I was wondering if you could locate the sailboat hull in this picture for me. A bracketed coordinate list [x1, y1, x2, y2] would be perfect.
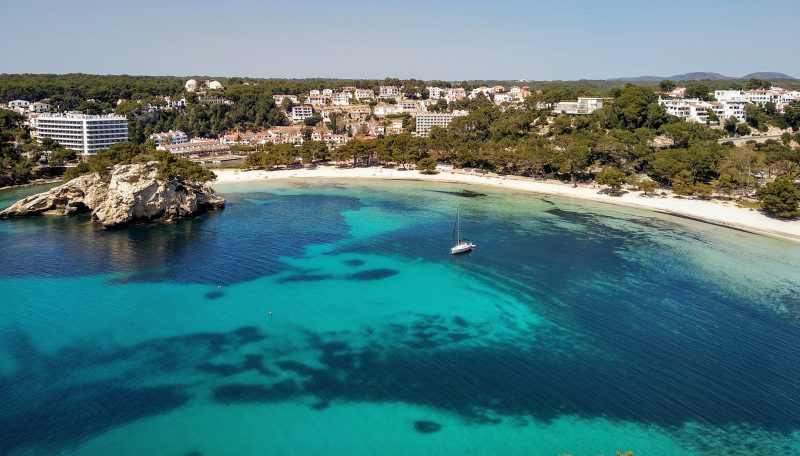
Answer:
[450, 242, 476, 255]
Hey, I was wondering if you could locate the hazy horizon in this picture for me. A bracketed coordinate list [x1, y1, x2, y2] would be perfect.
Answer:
[1, 0, 798, 80]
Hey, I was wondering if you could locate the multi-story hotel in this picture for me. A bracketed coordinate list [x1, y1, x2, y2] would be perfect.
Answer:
[32, 113, 129, 156]
[415, 112, 464, 136]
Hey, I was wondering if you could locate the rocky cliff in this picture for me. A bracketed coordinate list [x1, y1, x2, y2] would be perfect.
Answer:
[0, 162, 225, 227]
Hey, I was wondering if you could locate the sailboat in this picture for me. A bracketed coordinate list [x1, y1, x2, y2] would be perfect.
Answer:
[450, 209, 476, 255]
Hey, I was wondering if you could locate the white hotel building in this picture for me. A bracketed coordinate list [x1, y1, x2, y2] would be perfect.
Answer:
[32, 113, 129, 156]
[415, 111, 467, 136]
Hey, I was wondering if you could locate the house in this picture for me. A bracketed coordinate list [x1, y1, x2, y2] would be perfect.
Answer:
[150, 130, 188, 148]
[552, 97, 605, 115]
[322, 89, 333, 97]
[397, 101, 421, 113]
[385, 118, 405, 135]
[494, 93, 512, 104]
[427, 87, 444, 99]
[668, 87, 687, 98]
[332, 92, 350, 106]
[29, 101, 50, 113]
[509, 86, 531, 99]
[8, 100, 30, 110]
[164, 97, 186, 109]
[354, 89, 375, 100]
[197, 95, 231, 105]
[373, 103, 400, 117]
[309, 89, 321, 96]
[469, 86, 495, 99]
[307, 95, 329, 106]
[379, 86, 401, 98]
[443, 88, 466, 102]
[273, 94, 299, 105]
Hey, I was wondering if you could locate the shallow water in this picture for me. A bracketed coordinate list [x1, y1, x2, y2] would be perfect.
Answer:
[1, 179, 799, 455]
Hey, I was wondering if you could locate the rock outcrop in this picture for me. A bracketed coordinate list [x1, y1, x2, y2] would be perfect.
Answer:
[0, 162, 225, 227]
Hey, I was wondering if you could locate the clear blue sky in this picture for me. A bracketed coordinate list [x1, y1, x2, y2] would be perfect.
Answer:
[2, 0, 798, 80]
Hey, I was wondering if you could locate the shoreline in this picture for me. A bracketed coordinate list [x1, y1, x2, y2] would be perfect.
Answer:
[210, 166, 800, 243]
[0, 178, 64, 191]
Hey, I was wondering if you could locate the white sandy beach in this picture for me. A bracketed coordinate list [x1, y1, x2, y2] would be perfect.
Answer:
[211, 166, 800, 242]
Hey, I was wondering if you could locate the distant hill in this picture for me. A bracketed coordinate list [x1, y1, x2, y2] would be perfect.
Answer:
[670, 72, 730, 81]
[612, 71, 796, 82]
[742, 72, 796, 80]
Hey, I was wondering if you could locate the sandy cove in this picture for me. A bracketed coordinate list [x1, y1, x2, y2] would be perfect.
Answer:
[211, 166, 800, 243]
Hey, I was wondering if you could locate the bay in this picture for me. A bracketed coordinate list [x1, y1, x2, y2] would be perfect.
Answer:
[1, 179, 799, 455]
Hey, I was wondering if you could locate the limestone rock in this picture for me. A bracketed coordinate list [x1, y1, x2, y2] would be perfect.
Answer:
[0, 162, 225, 228]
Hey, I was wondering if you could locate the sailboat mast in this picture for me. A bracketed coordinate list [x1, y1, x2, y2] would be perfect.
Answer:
[456, 209, 461, 243]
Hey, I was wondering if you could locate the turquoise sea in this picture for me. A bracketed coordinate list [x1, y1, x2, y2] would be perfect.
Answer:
[1, 179, 799, 455]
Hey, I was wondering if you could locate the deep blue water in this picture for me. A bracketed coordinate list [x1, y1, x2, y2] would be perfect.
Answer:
[1, 179, 799, 455]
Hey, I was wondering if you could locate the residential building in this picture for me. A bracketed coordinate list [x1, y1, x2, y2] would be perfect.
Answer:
[273, 94, 299, 105]
[667, 87, 687, 98]
[29, 101, 50, 113]
[385, 118, 405, 135]
[322, 89, 333, 97]
[310, 131, 349, 146]
[8, 100, 30, 110]
[332, 92, 350, 106]
[780, 91, 800, 103]
[494, 93, 512, 104]
[714, 87, 800, 112]
[415, 112, 467, 136]
[309, 89, 321, 96]
[221, 127, 306, 146]
[509, 86, 531, 99]
[354, 89, 375, 100]
[197, 95, 230, 105]
[469, 86, 495, 99]
[164, 96, 186, 109]
[552, 97, 605, 115]
[150, 130, 188, 148]
[163, 138, 229, 157]
[345, 105, 371, 118]
[427, 86, 444, 99]
[307, 95, 329, 106]
[379, 86, 401, 98]
[291, 105, 314, 122]
[658, 97, 747, 123]
[397, 101, 422, 113]
[443, 88, 466, 102]
[33, 113, 128, 156]
[372, 103, 400, 117]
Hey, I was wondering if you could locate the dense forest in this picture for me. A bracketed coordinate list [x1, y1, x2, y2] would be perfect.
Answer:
[1, 75, 799, 216]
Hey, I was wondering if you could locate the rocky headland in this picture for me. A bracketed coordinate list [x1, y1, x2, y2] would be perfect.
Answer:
[0, 162, 225, 227]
